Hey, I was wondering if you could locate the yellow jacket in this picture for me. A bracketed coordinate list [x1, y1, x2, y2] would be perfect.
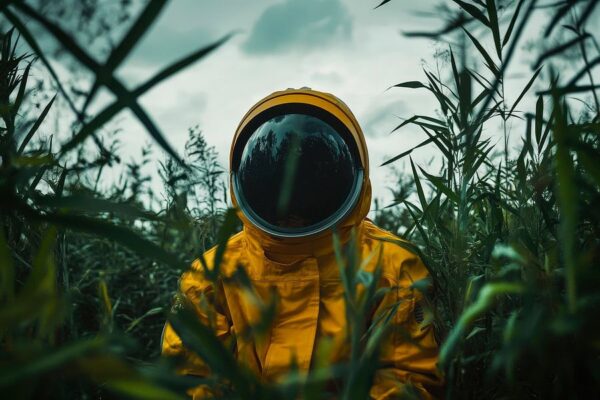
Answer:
[162, 89, 442, 399]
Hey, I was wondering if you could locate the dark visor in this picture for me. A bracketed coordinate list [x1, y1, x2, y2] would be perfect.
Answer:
[233, 108, 363, 237]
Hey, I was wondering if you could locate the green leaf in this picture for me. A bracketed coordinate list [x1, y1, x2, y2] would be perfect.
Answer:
[502, 0, 525, 46]
[553, 98, 578, 312]
[410, 157, 427, 211]
[453, 0, 490, 27]
[534, 95, 544, 145]
[380, 135, 436, 166]
[0, 337, 107, 387]
[534, 34, 591, 69]
[34, 194, 158, 220]
[107, 379, 185, 400]
[420, 167, 460, 204]
[439, 282, 525, 369]
[17, 95, 56, 154]
[13, 2, 183, 164]
[463, 28, 499, 76]
[27, 209, 182, 268]
[388, 81, 427, 90]
[485, 0, 502, 59]
[167, 303, 250, 391]
[83, 0, 169, 112]
[374, 0, 392, 9]
[61, 34, 230, 158]
[12, 61, 31, 118]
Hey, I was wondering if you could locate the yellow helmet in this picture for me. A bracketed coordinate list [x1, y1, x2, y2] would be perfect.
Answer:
[229, 88, 371, 238]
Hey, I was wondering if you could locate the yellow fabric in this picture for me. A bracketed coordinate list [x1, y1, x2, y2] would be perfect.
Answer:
[161, 89, 442, 399]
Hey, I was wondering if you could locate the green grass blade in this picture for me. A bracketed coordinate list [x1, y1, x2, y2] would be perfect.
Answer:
[508, 66, 542, 117]
[463, 28, 499, 76]
[12, 60, 31, 118]
[33, 194, 159, 220]
[82, 0, 168, 112]
[453, 0, 490, 27]
[24, 207, 183, 269]
[502, 0, 525, 46]
[17, 95, 56, 154]
[387, 80, 427, 90]
[534, 35, 591, 69]
[0, 337, 107, 387]
[485, 0, 502, 59]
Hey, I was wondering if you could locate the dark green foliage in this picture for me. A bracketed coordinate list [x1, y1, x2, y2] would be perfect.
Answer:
[377, 0, 600, 398]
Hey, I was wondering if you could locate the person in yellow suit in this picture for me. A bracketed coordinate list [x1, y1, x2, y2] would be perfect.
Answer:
[162, 88, 442, 399]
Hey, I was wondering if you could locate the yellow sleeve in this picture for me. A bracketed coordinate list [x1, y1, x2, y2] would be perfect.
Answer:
[161, 259, 233, 399]
[370, 254, 443, 400]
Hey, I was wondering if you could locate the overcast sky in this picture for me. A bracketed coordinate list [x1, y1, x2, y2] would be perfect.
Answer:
[102, 0, 452, 209]
[56, 0, 578, 212]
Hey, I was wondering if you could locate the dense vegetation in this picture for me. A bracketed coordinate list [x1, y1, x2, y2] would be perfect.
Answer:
[1, 0, 599, 399]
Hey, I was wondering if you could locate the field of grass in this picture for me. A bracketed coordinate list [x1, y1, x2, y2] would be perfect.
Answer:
[1, 0, 599, 399]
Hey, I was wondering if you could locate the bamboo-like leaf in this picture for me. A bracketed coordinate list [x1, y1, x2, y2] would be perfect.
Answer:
[61, 34, 230, 157]
[534, 95, 544, 145]
[538, 84, 600, 96]
[565, 55, 600, 88]
[545, 2, 577, 36]
[13, 2, 184, 164]
[387, 81, 427, 90]
[34, 194, 158, 220]
[453, 0, 490, 27]
[485, 0, 502, 59]
[410, 157, 427, 211]
[534, 34, 591, 69]
[17, 95, 56, 154]
[374, 0, 392, 9]
[12, 61, 31, 118]
[503, 0, 525, 46]
[508, 66, 542, 117]
[82, 0, 168, 112]
[403, 13, 470, 38]
[553, 97, 578, 312]
[2, 8, 83, 121]
[420, 167, 460, 204]
[380, 135, 436, 166]
[389, 115, 447, 135]
[463, 28, 499, 76]
[25, 208, 183, 268]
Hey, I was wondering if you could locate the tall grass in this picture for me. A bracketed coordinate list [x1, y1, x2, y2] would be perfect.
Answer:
[377, 0, 600, 398]
[1, 0, 599, 399]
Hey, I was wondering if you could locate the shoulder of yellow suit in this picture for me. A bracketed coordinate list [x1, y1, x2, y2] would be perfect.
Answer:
[361, 220, 428, 283]
[190, 231, 246, 277]
[229, 88, 369, 174]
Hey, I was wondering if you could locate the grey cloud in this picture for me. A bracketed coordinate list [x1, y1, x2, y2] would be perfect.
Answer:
[128, 25, 214, 66]
[310, 70, 343, 85]
[362, 99, 406, 137]
[242, 0, 352, 55]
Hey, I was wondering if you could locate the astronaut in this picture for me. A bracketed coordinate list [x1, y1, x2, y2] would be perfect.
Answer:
[162, 88, 442, 399]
